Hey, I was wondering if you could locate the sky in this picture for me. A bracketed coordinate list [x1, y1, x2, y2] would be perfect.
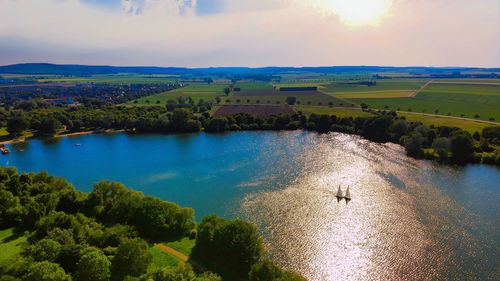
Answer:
[0, 0, 499, 68]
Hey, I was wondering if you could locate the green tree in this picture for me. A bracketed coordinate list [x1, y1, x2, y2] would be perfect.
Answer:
[404, 133, 424, 158]
[76, 247, 111, 281]
[249, 260, 306, 281]
[37, 117, 61, 137]
[7, 114, 29, 136]
[28, 239, 62, 262]
[112, 238, 152, 280]
[24, 261, 72, 281]
[450, 132, 474, 164]
[286, 97, 297, 105]
[432, 137, 450, 160]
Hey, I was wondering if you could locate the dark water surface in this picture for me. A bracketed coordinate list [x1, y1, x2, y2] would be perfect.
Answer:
[2, 131, 499, 280]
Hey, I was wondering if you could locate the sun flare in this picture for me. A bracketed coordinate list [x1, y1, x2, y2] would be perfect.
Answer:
[321, 0, 394, 26]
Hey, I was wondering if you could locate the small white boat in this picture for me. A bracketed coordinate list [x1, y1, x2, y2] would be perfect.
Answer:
[344, 186, 351, 200]
[335, 185, 343, 199]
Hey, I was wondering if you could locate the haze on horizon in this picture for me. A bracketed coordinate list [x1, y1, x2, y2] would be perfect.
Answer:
[0, 0, 499, 68]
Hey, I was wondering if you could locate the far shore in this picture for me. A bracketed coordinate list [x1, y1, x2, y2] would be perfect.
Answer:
[0, 129, 125, 145]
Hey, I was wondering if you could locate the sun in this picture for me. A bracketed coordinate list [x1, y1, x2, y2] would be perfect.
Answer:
[322, 0, 393, 26]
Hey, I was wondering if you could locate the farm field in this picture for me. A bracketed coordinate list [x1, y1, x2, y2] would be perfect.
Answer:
[227, 89, 354, 107]
[0, 228, 27, 262]
[130, 84, 227, 105]
[213, 105, 296, 118]
[351, 83, 500, 121]
[234, 82, 273, 90]
[398, 112, 494, 133]
[294, 106, 375, 118]
[323, 79, 429, 94]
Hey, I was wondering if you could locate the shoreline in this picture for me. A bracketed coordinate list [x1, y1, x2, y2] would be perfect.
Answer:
[0, 129, 125, 145]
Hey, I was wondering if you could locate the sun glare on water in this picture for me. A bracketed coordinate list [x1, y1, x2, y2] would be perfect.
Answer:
[320, 0, 394, 26]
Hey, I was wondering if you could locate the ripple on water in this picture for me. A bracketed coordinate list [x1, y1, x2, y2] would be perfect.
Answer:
[239, 132, 499, 281]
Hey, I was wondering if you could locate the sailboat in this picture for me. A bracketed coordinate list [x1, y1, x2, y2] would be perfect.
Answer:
[344, 186, 351, 200]
[335, 185, 343, 199]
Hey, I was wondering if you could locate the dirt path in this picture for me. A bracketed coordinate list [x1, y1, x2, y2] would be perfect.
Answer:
[154, 244, 189, 262]
[397, 110, 500, 125]
[409, 80, 433, 98]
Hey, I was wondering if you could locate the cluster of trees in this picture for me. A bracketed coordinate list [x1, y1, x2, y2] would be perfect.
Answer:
[191, 216, 305, 281]
[0, 168, 306, 281]
[205, 111, 500, 166]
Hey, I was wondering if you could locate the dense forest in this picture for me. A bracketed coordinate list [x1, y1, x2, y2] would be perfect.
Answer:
[0, 167, 306, 281]
[2, 104, 499, 166]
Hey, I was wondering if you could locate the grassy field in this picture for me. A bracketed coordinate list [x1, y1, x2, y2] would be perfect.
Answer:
[294, 106, 375, 118]
[0, 228, 27, 262]
[235, 82, 273, 90]
[227, 90, 354, 107]
[352, 83, 500, 121]
[149, 246, 181, 270]
[37, 74, 179, 84]
[398, 112, 494, 133]
[164, 237, 195, 256]
[322, 79, 428, 94]
[130, 84, 227, 105]
[0, 127, 8, 137]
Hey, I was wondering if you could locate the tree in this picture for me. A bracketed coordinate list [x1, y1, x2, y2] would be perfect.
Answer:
[76, 247, 111, 281]
[404, 133, 424, 158]
[432, 137, 450, 160]
[249, 260, 306, 281]
[286, 97, 297, 105]
[112, 238, 152, 280]
[192, 216, 264, 280]
[7, 114, 29, 136]
[206, 118, 229, 133]
[37, 117, 61, 137]
[223, 88, 230, 96]
[24, 261, 72, 281]
[28, 239, 62, 262]
[450, 132, 474, 164]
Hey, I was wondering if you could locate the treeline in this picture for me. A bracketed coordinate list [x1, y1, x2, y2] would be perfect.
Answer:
[2, 105, 499, 165]
[206, 111, 500, 166]
[0, 168, 306, 281]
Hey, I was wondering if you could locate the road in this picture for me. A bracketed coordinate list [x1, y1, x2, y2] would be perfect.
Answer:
[154, 243, 189, 262]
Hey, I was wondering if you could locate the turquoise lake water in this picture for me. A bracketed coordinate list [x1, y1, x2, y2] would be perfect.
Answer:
[2, 131, 499, 280]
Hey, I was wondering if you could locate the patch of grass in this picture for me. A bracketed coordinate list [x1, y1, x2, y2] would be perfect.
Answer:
[322, 79, 428, 94]
[148, 246, 181, 270]
[294, 105, 375, 118]
[235, 82, 274, 90]
[331, 90, 413, 99]
[164, 237, 195, 256]
[0, 228, 27, 262]
[398, 113, 494, 133]
[0, 127, 8, 137]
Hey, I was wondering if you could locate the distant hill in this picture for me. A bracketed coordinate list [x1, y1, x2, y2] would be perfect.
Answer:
[0, 63, 498, 75]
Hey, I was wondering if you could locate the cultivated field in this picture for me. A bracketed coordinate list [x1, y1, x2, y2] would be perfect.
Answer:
[294, 105, 375, 118]
[226, 89, 354, 107]
[131, 84, 227, 105]
[213, 105, 296, 118]
[352, 83, 500, 121]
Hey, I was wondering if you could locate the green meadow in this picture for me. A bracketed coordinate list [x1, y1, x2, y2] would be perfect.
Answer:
[294, 105, 375, 118]
[0, 228, 27, 262]
[351, 83, 500, 121]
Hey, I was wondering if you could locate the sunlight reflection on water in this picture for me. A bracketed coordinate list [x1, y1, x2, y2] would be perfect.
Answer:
[240, 132, 499, 281]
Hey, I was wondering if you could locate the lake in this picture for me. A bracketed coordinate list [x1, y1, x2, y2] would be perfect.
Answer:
[2, 131, 499, 280]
